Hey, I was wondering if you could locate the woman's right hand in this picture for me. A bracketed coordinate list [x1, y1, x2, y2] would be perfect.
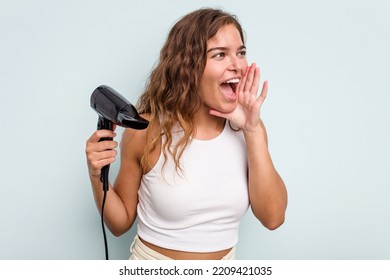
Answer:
[85, 129, 118, 178]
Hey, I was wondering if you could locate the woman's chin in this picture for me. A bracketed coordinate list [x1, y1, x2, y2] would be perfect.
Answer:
[212, 103, 238, 115]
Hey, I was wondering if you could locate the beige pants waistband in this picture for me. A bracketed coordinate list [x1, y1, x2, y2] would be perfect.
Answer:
[129, 235, 235, 260]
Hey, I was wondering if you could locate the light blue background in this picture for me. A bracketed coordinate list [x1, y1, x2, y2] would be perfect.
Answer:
[1, 0, 389, 259]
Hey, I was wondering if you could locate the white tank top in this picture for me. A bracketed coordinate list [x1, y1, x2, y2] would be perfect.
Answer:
[137, 121, 249, 252]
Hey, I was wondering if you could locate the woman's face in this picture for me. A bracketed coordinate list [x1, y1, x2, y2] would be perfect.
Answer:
[198, 24, 248, 114]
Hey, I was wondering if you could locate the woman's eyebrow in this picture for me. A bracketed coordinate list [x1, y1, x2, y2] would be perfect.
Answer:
[207, 45, 246, 53]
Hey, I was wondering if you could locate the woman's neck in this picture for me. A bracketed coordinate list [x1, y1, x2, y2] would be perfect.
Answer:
[193, 108, 226, 140]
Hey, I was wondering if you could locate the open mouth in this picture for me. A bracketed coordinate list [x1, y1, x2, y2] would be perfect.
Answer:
[220, 78, 240, 100]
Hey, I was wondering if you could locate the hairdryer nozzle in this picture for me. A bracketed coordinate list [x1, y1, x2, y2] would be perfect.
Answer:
[90, 85, 149, 130]
[117, 111, 149, 130]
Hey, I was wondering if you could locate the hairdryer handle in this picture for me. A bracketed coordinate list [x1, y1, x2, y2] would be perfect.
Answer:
[98, 117, 113, 192]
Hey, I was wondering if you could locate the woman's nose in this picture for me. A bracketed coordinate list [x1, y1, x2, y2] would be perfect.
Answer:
[228, 56, 244, 72]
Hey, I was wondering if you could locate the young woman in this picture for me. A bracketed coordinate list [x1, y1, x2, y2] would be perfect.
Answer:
[86, 8, 287, 260]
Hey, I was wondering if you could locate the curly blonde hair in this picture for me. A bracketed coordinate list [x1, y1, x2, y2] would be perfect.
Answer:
[137, 8, 245, 173]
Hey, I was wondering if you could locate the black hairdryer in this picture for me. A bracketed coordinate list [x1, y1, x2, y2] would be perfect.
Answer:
[90, 85, 148, 191]
[90, 85, 148, 260]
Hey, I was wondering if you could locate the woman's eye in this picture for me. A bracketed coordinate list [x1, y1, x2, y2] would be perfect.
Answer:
[238, 50, 246, 56]
[214, 52, 225, 58]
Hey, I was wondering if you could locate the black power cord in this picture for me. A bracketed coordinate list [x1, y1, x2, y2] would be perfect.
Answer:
[98, 117, 112, 260]
[101, 188, 109, 260]
[101, 163, 110, 260]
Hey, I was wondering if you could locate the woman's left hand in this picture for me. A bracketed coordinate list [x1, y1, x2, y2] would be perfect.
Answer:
[210, 63, 268, 132]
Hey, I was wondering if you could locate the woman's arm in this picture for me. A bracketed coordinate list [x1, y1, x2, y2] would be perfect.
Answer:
[244, 120, 287, 230]
[85, 127, 145, 236]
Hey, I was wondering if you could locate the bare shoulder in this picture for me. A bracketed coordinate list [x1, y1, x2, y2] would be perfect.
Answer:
[114, 114, 152, 190]
[120, 113, 152, 161]
[118, 113, 161, 176]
